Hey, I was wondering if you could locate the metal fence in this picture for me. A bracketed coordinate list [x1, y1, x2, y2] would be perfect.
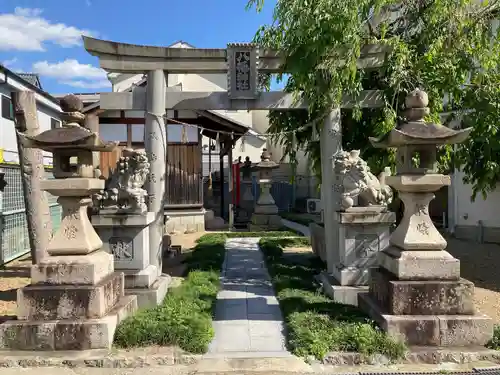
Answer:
[0, 164, 62, 265]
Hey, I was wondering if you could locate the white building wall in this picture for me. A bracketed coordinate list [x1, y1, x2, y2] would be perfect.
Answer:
[251, 110, 311, 175]
[0, 72, 61, 165]
[449, 170, 500, 242]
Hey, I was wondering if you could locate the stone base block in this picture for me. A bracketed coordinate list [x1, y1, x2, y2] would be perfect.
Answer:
[331, 265, 370, 286]
[17, 272, 124, 320]
[125, 274, 171, 309]
[123, 265, 158, 289]
[254, 204, 279, 215]
[358, 293, 493, 346]
[319, 272, 368, 306]
[206, 217, 228, 230]
[379, 247, 460, 280]
[93, 213, 154, 271]
[30, 250, 114, 285]
[164, 209, 205, 234]
[369, 267, 475, 315]
[250, 213, 282, 229]
[0, 295, 137, 350]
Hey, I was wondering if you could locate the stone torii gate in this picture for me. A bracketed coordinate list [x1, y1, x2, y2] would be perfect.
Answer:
[82, 36, 387, 277]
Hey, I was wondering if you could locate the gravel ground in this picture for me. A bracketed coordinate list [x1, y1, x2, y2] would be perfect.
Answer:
[445, 235, 500, 322]
[0, 254, 31, 320]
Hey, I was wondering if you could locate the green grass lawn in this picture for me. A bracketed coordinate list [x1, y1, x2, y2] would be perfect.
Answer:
[113, 231, 307, 353]
[259, 237, 406, 361]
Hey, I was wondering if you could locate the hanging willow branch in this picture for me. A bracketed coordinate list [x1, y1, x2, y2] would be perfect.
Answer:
[248, 0, 500, 199]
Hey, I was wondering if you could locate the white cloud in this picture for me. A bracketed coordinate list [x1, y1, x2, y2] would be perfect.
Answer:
[2, 57, 18, 67]
[60, 79, 110, 89]
[33, 59, 106, 79]
[33, 59, 110, 89]
[0, 7, 96, 51]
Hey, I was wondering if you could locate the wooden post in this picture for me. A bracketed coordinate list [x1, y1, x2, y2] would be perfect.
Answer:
[12, 91, 52, 264]
[219, 148, 224, 220]
[227, 144, 234, 231]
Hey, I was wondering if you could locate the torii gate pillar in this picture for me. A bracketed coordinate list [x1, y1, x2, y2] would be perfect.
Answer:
[321, 109, 342, 274]
[144, 69, 167, 277]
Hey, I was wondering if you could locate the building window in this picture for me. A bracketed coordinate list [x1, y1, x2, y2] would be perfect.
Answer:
[1, 95, 14, 120]
[51, 118, 61, 129]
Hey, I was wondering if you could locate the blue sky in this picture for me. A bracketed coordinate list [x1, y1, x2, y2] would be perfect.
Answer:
[0, 0, 282, 94]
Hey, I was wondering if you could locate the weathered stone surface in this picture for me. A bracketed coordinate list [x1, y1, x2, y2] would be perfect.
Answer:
[93, 212, 154, 271]
[123, 264, 158, 289]
[334, 150, 393, 210]
[248, 214, 282, 231]
[332, 266, 371, 286]
[319, 271, 368, 306]
[0, 295, 137, 350]
[30, 250, 114, 285]
[310, 223, 326, 262]
[125, 274, 171, 309]
[339, 211, 396, 224]
[328, 209, 394, 287]
[359, 293, 493, 346]
[378, 247, 460, 280]
[254, 204, 279, 215]
[17, 272, 124, 320]
[45, 196, 103, 255]
[369, 267, 475, 315]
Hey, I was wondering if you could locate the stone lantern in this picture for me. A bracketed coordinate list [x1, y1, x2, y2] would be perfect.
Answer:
[0, 95, 137, 351]
[358, 89, 493, 346]
[248, 149, 282, 231]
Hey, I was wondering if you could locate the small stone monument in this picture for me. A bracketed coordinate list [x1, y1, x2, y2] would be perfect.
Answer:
[248, 149, 282, 231]
[235, 156, 255, 226]
[359, 89, 493, 346]
[0, 95, 137, 350]
[319, 150, 396, 306]
[92, 148, 170, 309]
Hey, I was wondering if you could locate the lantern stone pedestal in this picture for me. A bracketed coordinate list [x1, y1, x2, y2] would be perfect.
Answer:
[358, 89, 493, 347]
[91, 148, 170, 309]
[93, 212, 171, 309]
[321, 207, 395, 306]
[0, 95, 137, 351]
[318, 150, 395, 306]
[248, 149, 282, 231]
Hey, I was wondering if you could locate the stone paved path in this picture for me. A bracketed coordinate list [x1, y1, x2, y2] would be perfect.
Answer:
[281, 219, 311, 238]
[207, 237, 289, 356]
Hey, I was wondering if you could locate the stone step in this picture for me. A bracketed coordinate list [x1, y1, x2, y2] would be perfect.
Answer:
[17, 272, 124, 320]
[125, 274, 171, 309]
[359, 293, 493, 347]
[0, 295, 137, 350]
[369, 267, 475, 315]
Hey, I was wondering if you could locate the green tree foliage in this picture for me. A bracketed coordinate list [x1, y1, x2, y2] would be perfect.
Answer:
[247, 0, 500, 199]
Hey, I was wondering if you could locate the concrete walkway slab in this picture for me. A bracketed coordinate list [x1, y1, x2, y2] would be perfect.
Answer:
[208, 237, 289, 356]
